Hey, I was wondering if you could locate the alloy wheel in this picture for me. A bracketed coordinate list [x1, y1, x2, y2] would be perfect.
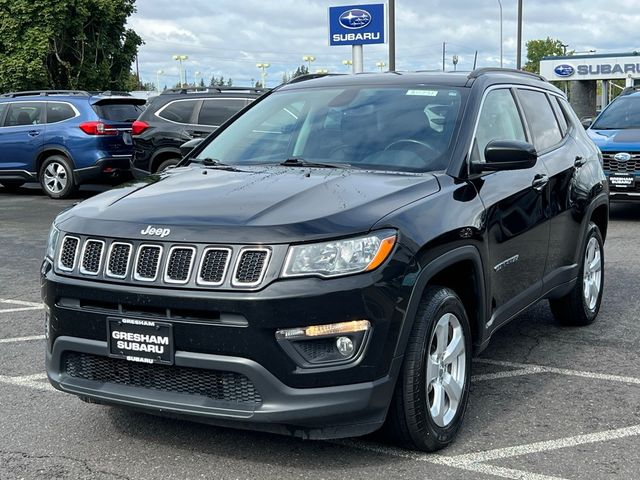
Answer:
[583, 236, 602, 311]
[43, 162, 68, 194]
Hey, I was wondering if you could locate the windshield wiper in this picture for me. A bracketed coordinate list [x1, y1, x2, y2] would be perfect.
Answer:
[192, 157, 241, 171]
[280, 157, 350, 169]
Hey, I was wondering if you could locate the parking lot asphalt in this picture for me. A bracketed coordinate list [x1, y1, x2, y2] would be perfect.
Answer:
[1, 184, 639, 480]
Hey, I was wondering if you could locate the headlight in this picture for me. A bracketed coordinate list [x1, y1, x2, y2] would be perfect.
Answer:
[46, 224, 60, 260]
[282, 230, 396, 278]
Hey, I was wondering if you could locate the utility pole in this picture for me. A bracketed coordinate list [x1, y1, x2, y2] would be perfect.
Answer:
[442, 42, 446, 71]
[516, 0, 523, 69]
[388, 0, 395, 71]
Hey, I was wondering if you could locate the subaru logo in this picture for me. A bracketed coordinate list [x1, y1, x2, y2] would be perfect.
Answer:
[554, 64, 575, 77]
[614, 152, 632, 162]
[339, 9, 372, 29]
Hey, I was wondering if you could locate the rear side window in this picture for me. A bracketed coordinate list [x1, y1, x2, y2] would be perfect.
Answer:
[157, 100, 198, 124]
[3, 102, 44, 126]
[197, 99, 247, 126]
[46, 103, 76, 123]
[517, 89, 562, 151]
[549, 96, 568, 136]
[93, 102, 143, 122]
[472, 89, 526, 162]
[0, 103, 7, 124]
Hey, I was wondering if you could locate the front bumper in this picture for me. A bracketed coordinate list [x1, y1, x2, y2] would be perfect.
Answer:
[74, 157, 133, 184]
[46, 335, 400, 439]
[42, 250, 414, 437]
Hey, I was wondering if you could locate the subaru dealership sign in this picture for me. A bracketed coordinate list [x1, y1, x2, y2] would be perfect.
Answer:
[329, 4, 385, 46]
[540, 53, 640, 81]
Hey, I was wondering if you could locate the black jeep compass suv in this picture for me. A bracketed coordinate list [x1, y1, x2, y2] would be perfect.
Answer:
[42, 70, 608, 451]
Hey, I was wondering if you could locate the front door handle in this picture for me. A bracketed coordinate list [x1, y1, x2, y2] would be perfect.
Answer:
[532, 173, 549, 192]
[27, 130, 40, 137]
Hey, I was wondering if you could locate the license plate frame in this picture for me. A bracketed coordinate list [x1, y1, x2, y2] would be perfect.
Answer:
[107, 317, 174, 365]
[609, 173, 635, 189]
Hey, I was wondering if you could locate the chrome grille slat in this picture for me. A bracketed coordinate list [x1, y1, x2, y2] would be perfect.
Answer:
[56, 237, 272, 289]
[134, 245, 163, 282]
[232, 248, 271, 287]
[198, 248, 231, 286]
[601, 152, 640, 173]
[164, 246, 196, 284]
[80, 239, 105, 275]
[58, 236, 80, 272]
[105, 242, 132, 279]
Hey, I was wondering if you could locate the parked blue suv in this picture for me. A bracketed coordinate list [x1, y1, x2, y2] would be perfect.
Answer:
[0, 90, 145, 198]
[587, 88, 640, 202]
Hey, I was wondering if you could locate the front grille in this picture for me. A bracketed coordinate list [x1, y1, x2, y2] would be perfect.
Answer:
[80, 240, 104, 275]
[135, 245, 162, 281]
[106, 243, 132, 278]
[602, 153, 640, 173]
[58, 236, 79, 271]
[198, 248, 231, 285]
[234, 249, 270, 286]
[165, 247, 195, 283]
[56, 235, 274, 290]
[64, 352, 262, 405]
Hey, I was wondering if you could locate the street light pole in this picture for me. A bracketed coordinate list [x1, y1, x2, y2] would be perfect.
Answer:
[388, 0, 395, 71]
[497, 0, 503, 68]
[302, 55, 316, 72]
[452, 55, 459, 72]
[156, 70, 164, 92]
[172, 55, 188, 86]
[256, 63, 270, 88]
[516, 0, 523, 69]
[342, 59, 353, 71]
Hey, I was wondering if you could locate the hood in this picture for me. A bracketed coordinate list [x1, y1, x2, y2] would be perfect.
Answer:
[58, 165, 440, 244]
[587, 128, 640, 151]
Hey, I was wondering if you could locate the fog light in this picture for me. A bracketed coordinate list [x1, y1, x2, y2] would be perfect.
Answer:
[336, 336, 354, 357]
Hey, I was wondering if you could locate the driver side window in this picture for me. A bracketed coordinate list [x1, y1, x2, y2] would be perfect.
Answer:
[472, 89, 526, 162]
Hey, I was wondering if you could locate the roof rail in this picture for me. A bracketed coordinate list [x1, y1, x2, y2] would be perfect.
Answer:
[160, 86, 269, 95]
[620, 86, 640, 96]
[468, 68, 546, 82]
[0, 90, 90, 98]
[287, 73, 344, 84]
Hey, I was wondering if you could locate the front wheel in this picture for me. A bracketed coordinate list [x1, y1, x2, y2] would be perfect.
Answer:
[385, 286, 472, 451]
[156, 158, 181, 173]
[39, 155, 77, 199]
[549, 222, 604, 326]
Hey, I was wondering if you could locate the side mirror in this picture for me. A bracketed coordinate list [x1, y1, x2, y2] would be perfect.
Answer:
[581, 118, 593, 129]
[180, 138, 204, 158]
[470, 140, 537, 173]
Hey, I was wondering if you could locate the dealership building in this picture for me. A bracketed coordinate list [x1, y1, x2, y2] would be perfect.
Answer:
[540, 52, 640, 119]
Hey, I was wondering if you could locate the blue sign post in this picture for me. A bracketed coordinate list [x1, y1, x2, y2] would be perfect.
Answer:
[328, 3, 386, 73]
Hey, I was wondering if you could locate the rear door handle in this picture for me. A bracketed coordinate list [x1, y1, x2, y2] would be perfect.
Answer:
[532, 173, 549, 192]
[574, 155, 586, 167]
[27, 130, 40, 137]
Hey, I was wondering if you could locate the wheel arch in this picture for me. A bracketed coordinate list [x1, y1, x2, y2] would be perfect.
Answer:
[150, 148, 182, 173]
[589, 201, 608, 242]
[36, 147, 75, 178]
[393, 245, 488, 358]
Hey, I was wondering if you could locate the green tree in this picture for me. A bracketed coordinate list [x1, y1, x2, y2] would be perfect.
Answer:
[0, 0, 142, 92]
[524, 37, 566, 74]
[291, 65, 309, 79]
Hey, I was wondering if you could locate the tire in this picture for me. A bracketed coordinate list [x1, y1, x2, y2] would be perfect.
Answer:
[549, 222, 604, 326]
[0, 181, 25, 191]
[39, 155, 77, 199]
[385, 286, 472, 451]
[156, 158, 181, 173]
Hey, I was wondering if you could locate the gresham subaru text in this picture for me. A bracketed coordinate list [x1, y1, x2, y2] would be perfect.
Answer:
[42, 70, 608, 452]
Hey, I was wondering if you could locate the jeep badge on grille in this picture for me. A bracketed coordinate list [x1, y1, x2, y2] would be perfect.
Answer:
[140, 225, 171, 238]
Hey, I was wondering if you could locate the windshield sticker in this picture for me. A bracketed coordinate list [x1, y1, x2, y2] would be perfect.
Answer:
[406, 89, 438, 96]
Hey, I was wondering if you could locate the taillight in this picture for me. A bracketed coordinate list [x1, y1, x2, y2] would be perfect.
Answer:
[79, 121, 118, 135]
[131, 120, 149, 136]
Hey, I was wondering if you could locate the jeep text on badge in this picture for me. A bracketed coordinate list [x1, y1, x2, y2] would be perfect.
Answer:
[42, 69, 609, 452]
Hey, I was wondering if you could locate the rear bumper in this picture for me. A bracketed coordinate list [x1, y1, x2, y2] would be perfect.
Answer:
[74, 157, 133, 184]
[46, 335, 399, 439]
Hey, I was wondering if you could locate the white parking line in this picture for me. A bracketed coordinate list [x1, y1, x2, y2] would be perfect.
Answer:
[0, 299, 42, 307]
[471, 367, 543, 382]
[0, 373, 54, 392]
[476, 358, 640, 385]
[0, 306, 43, 313]
[0, 335, 45, 344]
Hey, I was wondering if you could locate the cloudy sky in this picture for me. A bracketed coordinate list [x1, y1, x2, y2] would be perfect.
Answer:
[130, 0, 640, 89]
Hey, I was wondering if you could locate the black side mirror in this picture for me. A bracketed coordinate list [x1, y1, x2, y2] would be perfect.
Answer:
[180, 138, 204, 158]
[470, 140, 537, 174]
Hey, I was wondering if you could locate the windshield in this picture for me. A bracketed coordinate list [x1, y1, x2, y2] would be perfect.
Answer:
[592, 96, 640, 130]
[193, 85, 466, 172]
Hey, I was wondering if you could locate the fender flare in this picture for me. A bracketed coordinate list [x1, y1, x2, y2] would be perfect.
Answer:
[392, 245, 488, 358]
[36, 145, 77, 174]
[150, 147, 182, 172]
